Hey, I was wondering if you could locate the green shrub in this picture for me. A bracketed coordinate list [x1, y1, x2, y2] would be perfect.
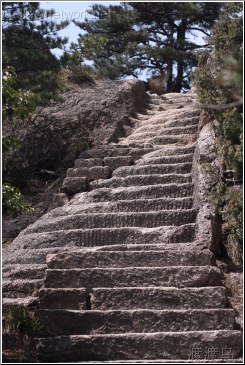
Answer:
[2, 183, 35, 217]
[7, 305, 43, 336]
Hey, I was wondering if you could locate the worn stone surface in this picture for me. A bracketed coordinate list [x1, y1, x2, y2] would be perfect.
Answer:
[67, 166, 111, 181]
[47, 193, 69, 211]
[44, 266, 222, 289]
[39, 288, 87, 310]
[36, 309, 235, 336]
[74, 158, 103, 168]
[23, 210, 197, 234]
[2, 214, 39, 245]
[104, 156, 133, 170]
[90, 173, 192, 189]
[61, 176, 88, 194]
[37, 331, 242, 362]
[87, 184, 194, 202]
[46, 249, 214, 269]
[5, 79, 148, 186]
[91, 287, 226, 310]
[113, 163, 193, 176]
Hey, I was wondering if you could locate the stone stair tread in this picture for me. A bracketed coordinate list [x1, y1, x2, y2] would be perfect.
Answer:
[46, 249, 214, 269]
[37, 331, 242, 362]
[141, 145, 196, 156]
[113, 164, 193, 176]
[90, 173, 192, 189]
[3, 242, 203, 267]
[90, 286, 227, 310]
[91, 242, 204, 251]
[127, 125, 198, 138]
[38, 286, 227, 310]
[82, 147, 155, 159]
[50, 197, 194, 216]
[3, 279, 43, 298]
[36, 308, 235, 335]
[2, 264, 47, 279]
[89, 183, 194, 201]
[8, 225, 196, 249]
[44, 266, 222, 289]
[24, 209, 197, 234]
[122, 135, 195, 144]
[136, 155, 193, 165]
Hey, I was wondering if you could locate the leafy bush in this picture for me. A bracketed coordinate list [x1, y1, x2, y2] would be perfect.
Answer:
[2, 66, 38, 120]
[2, 184, 35, 217]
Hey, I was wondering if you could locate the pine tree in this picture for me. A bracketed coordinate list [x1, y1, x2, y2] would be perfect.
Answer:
[2, 2, 69, 102]
[72, 2, 223, 92]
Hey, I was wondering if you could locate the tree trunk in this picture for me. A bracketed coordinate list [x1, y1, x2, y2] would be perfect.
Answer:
[166, 60, 174, 92]
[173, 22, 186, 93]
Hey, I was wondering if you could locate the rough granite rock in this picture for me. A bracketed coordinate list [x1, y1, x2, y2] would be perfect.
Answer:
[4, 79, 148, 186]
[61, 177, 88, 194]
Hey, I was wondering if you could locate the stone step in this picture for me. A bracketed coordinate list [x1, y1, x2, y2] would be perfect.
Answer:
[3, 247, 74, 265]
[44, 266, 222, 289]
[37, 330, 242, 362]
[103, 156, 133, 170]
[2, 264, 47, 279]
[4, 242, 203, 268]
[123, 134, 195, 145]
[36, 308, 235, 336]
[74, 158, 103, 168]
[91, 287, 227, 311]
[150, 135, 196, 145]
[127, 125, 198, 139]
[80, 147, 155, 160]
[53, 197, 194, 216]
[138, 117, 198, 129]
[86, 242, 205, 252]
[90, 184, 194, 202]
[143, 143, 196, 158]
[24, 210, 197, 234]
[139, 111, 200, 126]
[90, 174, 192, 189]
[143, 144, 195, 157]
[3, 279, 43, 298]
[38, 286, 226, 311]
[66, 166, 111, 180]
[163, 116, 200, 128]
[113, 164, 192, 176]
[7, 225, 196, 252]
[18, 224, 196, 250]
[136, 154, 193, 165]
[2, 296, 39, 316]
[47, 249, 215, 269]
[46, 249, 214, 269]
[38, 288, 88, 310]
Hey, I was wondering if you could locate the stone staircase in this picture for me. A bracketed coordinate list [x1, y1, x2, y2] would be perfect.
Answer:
[2, 92, 242, 362]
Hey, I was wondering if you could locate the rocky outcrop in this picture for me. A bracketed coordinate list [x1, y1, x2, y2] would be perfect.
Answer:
[2, 91, 242, 362]
[4, 79, 148, 187]
[2, 79, 148, 244]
